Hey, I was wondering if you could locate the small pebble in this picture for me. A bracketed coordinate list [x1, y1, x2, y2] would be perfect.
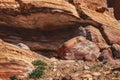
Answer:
[83, 65, 90, 70]
[17, 43, 30, 50]
[92, 72, 101, 76]
[83, 70, 91, 74]
[53, 68, 57, 72]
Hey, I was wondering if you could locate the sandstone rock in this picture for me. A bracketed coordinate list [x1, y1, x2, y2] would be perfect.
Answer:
[0, 39, 41, 79]
[85, 25, 109, 49]
[101, 25, 120, 45]
[80, 7, 120, 28]
[80, 7, 120, 45]
[75, 26, 114, 62]
[111, 44, 120, 58]
[58, 36, 100, 61]
[107, 8, 115, 18]
[73, 0, 115, 19]
[83, 66, 90, 70]
[98, 48, 113, 62]
[73, 0, 107, 11]
[92, 72, 101, 77]
[0, 0, 80, 31]
[0, 0, 104, 31]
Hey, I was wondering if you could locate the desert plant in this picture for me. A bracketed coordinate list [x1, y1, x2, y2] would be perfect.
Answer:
[32, 60, 47, 66]
[29, 60, 47, 79]
[29, 66, 45, 79]
[10, 75, 19, 80]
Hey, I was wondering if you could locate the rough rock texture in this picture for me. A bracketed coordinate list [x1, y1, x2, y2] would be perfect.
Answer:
[72, 5, 120, 45]
[73, 0, 107, 11]
[80, 7, 120, 28]
[107, 8, 115, 18]
[0, 0, 119, 59]
[58, 36, 100, 61]
[85, 26, 114, 61]
[0, 0, 120, 79]
[80, 7, 120, 44]
[0, 39, 40, 80]
[73, 0, 117, 21]
[0, 0, 80, 31]
[85, 25, 109, 49]
[101, 25, 120, 45]
[111, 44, 120, 58]
[98, 48, 113, 61]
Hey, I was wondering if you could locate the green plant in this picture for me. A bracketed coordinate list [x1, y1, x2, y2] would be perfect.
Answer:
[32, 60, 47, 66]
[10, 75, 19, 80]
[29, 60, 47, 79]
[29, 66, 45, 79]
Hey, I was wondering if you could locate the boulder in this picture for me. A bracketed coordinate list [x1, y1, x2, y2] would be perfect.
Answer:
[85, 26, 114, 61]
[111, 44, 120, 58]
[58, 36, 100, 61]
[85, 25, 109, 49]
[98, 48, 113, 62]
[0, 39, 41, 79]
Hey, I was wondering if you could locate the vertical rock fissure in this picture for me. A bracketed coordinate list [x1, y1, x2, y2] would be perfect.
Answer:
[97, 26, 111, 45]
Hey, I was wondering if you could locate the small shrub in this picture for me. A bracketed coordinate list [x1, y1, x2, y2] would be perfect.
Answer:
[10, 75, 19, 80]
[29, 66, 45, 79]
[32, 60, 47, 66]
[30, 60, 47, 79]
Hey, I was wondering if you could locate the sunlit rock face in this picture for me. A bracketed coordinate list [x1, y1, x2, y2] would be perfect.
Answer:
[73, 0, 107, 11]
[0, 0, 81, 31]
[0, 39, 40, 80]
[85, 25, 109, 49]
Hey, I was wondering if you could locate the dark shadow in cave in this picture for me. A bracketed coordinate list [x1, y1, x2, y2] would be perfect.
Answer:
[107, 0, 120, 20]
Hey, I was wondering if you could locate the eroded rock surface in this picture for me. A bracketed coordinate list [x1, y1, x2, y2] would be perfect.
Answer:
[73, 0, 107, 11]
[80, 7, 120, 28]
[80, 7, 120, 45]
[0, 0, 80, 31]
[101, 25, 120, 45]
[0, 0, 120, 60]
[58, 36, 100, 61]
[85, 25, 109, 49]
[0, 39, 40, 80]
[111, 44, 120, 58]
